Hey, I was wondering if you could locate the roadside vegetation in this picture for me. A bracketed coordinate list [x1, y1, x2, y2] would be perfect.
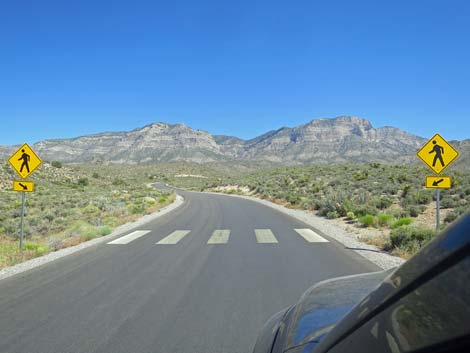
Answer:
[0, 162, 175, 270]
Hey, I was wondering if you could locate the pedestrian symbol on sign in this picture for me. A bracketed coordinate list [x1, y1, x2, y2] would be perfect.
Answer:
[429, 140, 444, 168]
[18, 149, 31, 173]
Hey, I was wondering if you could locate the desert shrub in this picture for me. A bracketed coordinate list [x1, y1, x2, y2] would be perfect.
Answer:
[440, 196, 456, 209]
[339, 199, 355, 215]
[23, 242, 50, 256]
[346, 211, 355, 220]
[392, 217, 413, 228]
[99, 226, 112, 236]
[353, 170, 369, 181]
[326, 211, 339, 219]
[82, 204, 100, 215]
[286, 194, 301, 205]
[354, 204, 378, 217]
[359, 214, 375, 227]
[405, 205, 420, 217]
[413, 191, 432, 205]
[444, 211, 458, 223]
[51, 161, 62, 168]
[66, 221, 98, 238]
[77, 177, 89, 186]
[387, 225, 436, 253]
[317, 199, 337, 217]
[112, 178, 126, 186]
[374, 196, 393, 210]
[377, 213, 393, 227]
[103, 216, 118, 227]
[128, 203, 145, 214]
[92, 172, 100, 179]
[402, 185, 411, 198]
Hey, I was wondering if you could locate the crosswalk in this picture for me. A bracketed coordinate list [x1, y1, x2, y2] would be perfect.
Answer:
[107, 228, 329, 246]
[156, 230, 191, 245]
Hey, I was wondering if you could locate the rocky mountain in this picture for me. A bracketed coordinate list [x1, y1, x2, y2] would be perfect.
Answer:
[0, 116, 468, 167]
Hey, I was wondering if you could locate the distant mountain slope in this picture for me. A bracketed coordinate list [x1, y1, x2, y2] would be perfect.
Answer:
[238, 116, 426, 163]
[0, 116, 467, 167]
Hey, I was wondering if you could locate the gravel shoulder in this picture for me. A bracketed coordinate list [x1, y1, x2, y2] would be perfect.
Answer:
[0, 195, 185, 281]
[205, 192, 405, 270]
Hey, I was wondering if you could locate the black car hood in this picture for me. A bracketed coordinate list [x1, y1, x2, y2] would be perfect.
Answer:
[273, 270, 391, 353]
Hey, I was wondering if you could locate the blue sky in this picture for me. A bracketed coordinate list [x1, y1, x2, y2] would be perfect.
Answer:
[1, 0, 469, 145]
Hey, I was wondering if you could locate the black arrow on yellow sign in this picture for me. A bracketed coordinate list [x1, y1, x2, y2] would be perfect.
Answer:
[18, 183, 28, 190]
[432, 178, 444, 187]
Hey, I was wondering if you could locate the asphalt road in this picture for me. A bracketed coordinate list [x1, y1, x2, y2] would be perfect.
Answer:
[0, 189, 379, 353]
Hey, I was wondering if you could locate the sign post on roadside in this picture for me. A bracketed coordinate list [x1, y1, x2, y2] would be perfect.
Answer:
[8, 144, 42, 253]
[416, 134, 459, 230]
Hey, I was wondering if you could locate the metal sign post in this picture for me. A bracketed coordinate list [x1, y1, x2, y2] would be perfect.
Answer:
[20, 192, 26, 253]
[436, 189, 440, 230]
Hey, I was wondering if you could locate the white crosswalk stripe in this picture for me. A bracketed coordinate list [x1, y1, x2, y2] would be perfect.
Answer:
[294, 228, 329, 243]
[107, 230, 151, 245]
[255, 229, 278, 244]
[156, 230, 191, 245]
[207, 229, 230, 244]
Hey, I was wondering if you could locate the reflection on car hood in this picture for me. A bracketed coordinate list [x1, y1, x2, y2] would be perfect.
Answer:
[276, 270, 391, 352]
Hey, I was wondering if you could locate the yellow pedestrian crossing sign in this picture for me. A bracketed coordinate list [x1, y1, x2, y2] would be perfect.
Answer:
[416, 134, 459, 174]
[13, 180, 35, 192]
[8, 143, 42, 179]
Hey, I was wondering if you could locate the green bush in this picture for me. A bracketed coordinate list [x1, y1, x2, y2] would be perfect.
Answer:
[355, 204, 378, 217]
[51, 161, 62, 168]
[326, 211, 339, 219]
[444, 211, 458, 223]
[440, 196, 456, 209]
[77, 177, 89, 186]
[405, 205, 420, 217]
[23, 242, 50, 256]
[375, 196, 393, 210]
[99, 226, 112, 236]
[66, 221, 98, 238]
[377, 213, 393, 227]
[359, 214, 375, 227]
[392, 217, 413, 228]
[346, 211, 355, 220]
[82, 204, 100, 215]
[112, 178, 126, 186]
[387, 225, 436, 253]
[128, 203, 145, 214]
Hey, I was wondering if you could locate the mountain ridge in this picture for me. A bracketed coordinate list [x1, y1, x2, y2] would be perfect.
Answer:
[1, 116, 468, 168]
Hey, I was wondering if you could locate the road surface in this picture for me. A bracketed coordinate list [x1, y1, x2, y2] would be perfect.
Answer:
[0, 189, 379, 353]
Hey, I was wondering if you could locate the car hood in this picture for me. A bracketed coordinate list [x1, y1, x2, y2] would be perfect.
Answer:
[274, 270, 391, 353]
